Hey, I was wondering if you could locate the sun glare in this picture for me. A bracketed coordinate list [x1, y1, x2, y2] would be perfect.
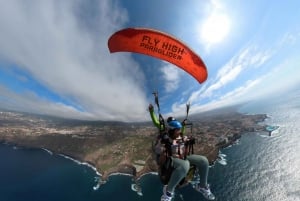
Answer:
[201, 13, 230, 44]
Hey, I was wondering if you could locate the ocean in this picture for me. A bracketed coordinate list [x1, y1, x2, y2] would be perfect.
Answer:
[0, 93, 299, 201]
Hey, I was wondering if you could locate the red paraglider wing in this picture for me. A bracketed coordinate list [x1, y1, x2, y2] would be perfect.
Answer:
[108, 28, 208, 83]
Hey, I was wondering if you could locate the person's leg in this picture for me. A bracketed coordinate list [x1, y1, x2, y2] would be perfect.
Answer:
[187, 155, 215, 200]
[186, 154, 209, 187]
[166, 157, 190, 193]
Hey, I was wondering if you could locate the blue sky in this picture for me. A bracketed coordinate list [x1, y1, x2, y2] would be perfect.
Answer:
[0, 0, 299, 121]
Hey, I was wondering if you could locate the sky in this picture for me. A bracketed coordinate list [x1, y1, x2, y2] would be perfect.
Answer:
[0, 0, 299, 122]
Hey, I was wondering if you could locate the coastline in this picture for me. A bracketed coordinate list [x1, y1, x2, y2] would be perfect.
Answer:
[0, 127, 254, 191]
[0, 110, 271, 185]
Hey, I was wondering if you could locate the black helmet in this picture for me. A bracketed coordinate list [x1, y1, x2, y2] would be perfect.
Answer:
[167, 116, 176, 123]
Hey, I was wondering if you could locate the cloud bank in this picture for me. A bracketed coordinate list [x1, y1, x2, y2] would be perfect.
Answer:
[0, 0, 149, 121]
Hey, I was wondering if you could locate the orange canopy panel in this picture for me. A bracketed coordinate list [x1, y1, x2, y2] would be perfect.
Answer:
[108, 28, 208, 84]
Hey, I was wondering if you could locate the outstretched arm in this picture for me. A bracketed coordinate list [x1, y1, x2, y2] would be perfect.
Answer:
[181, 119, 187, 135]
[148, 104, 161, 129]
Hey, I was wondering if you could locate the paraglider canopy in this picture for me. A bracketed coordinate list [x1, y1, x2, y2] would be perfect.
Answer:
[108, 28, 208, 84]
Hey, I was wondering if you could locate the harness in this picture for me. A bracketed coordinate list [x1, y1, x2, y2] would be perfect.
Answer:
[151, 91, 195, 185]
[160, 133, 195, 159]
[155, 115, 196, 185]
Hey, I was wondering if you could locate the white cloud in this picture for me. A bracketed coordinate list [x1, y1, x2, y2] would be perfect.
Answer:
[188, 52, 300, 115]
[0, 84, 94, 119]
[0, 0, 149, 121]
[161, 64, 182, 93]
[204, 64, 242, 97]
[208, 60, 299, 111]
[184, 32, 298, 113]
[242, 57, 300, 100]
[200, 44, 273, 99]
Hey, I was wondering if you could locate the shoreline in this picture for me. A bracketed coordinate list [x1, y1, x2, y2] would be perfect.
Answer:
[0, 130, 252, 191]
[0, 110, 272, 185]
[0, 134, 232, 184]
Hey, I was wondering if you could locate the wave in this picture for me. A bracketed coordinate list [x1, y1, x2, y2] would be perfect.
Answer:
[56, 153, 103, 191]
[131, 184, 143, 196]
[41, 148, 53, 155]
[217, 152, 227, 166]
[58, 154, 101, 176]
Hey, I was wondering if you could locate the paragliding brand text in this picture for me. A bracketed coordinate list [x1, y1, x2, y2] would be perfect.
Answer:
[140, 35, 183, 60]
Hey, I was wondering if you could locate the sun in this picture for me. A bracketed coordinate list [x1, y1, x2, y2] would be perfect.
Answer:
[200, 13, 230, 44]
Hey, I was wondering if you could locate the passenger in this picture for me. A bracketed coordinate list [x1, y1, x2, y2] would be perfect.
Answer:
[148, 104, 215, 201]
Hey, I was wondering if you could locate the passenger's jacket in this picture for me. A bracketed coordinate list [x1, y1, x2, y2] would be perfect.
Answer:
[149, 109, 187, 159]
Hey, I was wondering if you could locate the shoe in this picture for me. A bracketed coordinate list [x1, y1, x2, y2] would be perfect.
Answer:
[161, 185, 173, 201]
[195, 184, 215, 200]
[161, 193, 173, 201]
